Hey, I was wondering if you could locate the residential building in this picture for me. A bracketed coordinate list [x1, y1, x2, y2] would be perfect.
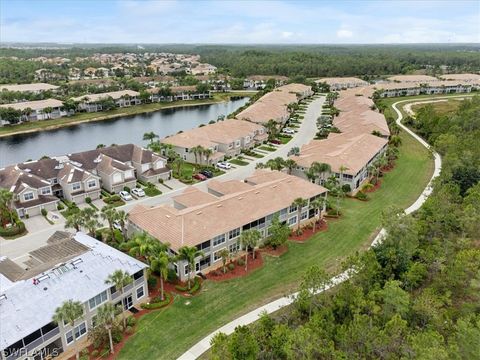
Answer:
[386, 75, 438, 83]
[438, 73, 480, 82]
[190, 63, 217, 75]
[316, 77, 369, 91]
[374, 80, 475, 98]
[72, 90, 140, 112]
[128, 170, 327, 281]
[0, 99, 66, 122]
[0, 83, 59, 94]
[290, 132, 388, 191]
[161, 119, 267, 164]
[243, 75, 289, 89]
[0, 231, 148, 360]
[0, 165, 58, 218]
[147, 86, 211, 103]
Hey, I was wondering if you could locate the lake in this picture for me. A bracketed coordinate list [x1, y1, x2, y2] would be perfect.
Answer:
[0, 98, 249, 167]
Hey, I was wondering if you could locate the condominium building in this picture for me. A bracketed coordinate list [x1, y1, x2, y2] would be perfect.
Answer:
[0, 231, 148, 360]
[0, 83, 59, 94]
[316, 77, 369, 91]
[72, 90, 141, 112]
[161, 119, 267, 164]
[128, 170, 327, 281]
[0, 99, 66, 122]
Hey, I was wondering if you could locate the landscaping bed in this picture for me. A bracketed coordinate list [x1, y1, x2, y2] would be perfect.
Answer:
[289, 220, 328, 242]
[103, 194, 125, 207]
[0, 221, 27, 239]
[260, 244, 289, 257]
[206, 252, 264, 282]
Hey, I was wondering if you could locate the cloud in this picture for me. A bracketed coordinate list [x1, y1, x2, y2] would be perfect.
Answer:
[336, 29, 353, 38]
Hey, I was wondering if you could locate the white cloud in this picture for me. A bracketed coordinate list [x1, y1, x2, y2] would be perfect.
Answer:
[336, 29, 353, 38]
[281, 31, 293, 39]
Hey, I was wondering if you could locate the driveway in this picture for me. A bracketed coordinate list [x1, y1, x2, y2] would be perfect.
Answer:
[0, 95, 325, 259]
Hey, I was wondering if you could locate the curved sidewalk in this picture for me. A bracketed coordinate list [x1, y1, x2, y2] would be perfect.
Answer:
[178, 97, 444, 360]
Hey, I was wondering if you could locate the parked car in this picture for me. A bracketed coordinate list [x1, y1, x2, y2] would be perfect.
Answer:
[131, 187, 145, 197]
[217, 162, 232, 170]
[119, 191, 133, 201]
[283, 128, 295, 134]
[200, 169, 214, 178]
[113, 221, 122, 230]
[193, 173, 207, 181]
[270, 139, 281, 145]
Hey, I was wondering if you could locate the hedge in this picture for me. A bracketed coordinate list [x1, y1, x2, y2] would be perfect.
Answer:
[0, 222, 26, 237]
[140, 293, 171, 309]
[175, 277, 201, 294]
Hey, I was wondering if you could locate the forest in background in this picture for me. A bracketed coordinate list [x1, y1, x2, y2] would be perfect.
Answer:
[210, 97, 480, 359]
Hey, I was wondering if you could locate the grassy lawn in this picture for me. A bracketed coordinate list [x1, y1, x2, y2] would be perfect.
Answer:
[118, 129, 434, 360]
[278, 135, 293, 144]
[0, 93, 253, 137]
[411, 98, 463, 115]
[259, 145, 276, 152]
[229, 158, 249, 166]
[143, 186, 162, 197]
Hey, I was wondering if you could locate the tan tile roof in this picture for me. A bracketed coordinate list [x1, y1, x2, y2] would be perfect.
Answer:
[438, 73, 480, 81]
[317, 77, 368, 86]
[207, 179, 252, 195]
[386, 75, 438, 82]
[247, 75, 289, 81]
[173, 187, 219, 208]
[128, 170, 327, 250]
[161, 119, 265, 149]
[290, 133, 388, 176]
[0, 98, 63, 111]
[72, 90, 139, 102]
[334, 109, 390, 137]
[0, 83, 59, 92]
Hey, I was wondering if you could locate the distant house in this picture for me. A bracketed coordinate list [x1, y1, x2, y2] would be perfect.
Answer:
[374, 80, 475, 98]
[161, 119, 267, 164]
[147, 86, 211, 103]
[0, 99, 66, 122]
[243, 75, 289, 90]
[72, 90, 141, 112]
[316, 77, 369, 91]
[0, 231, 148, 360]
[0, 165, 58, 218]
[0, 83, 59, 94]
[190, 63, 217, 75]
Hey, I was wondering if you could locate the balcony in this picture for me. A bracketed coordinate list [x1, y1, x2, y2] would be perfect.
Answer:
[134, 275, 144, 286]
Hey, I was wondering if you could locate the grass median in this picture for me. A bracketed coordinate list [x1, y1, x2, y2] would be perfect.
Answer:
[117, 128, 434, 360]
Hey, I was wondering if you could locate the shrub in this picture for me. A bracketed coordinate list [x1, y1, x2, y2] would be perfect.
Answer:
[57, 203, 64, 210]
[167, 268, 178, 283]
[127, 316, 137, 327]
[356, 191, 368, 201]
[341, 184, 352, 193]
[147, 275, 157, 289]
[125, 326, 134, 335]
[189, 278, 201, 294]
[136, 183, 141, 188]
[0, 222, 26, 237]
[85, 197, 92, 204]
[361, 182, 374, 192]
[158, 178, 164, 184]
[237, 258, 245, 266]
[112, 328, 123, 343]
[113, 229, 123, 243]
[25, 214, 29, 219]
[141, 293, 171, 309]
[228, 263, 235, 271]
[123, 186, 131, 192]
[41, 209, 47, 216]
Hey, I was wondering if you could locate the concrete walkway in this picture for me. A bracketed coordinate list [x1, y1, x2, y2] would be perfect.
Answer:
[177, 97, 445, 360]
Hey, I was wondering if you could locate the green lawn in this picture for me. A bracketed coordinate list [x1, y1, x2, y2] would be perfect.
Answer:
[278, 135, 293, 144]
[118, 130, 434, 360]
[259, 145, 276, 151]
[229, 158, 249, 166]
[411, 99, 462, 116]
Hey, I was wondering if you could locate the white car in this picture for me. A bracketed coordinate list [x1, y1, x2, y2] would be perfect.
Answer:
[217, 161, 232, 170]
[283, 128, 295, 134]
[113, 221, 122, 230]
[119, 191, 133, 201]
[131, 187, 145, 197]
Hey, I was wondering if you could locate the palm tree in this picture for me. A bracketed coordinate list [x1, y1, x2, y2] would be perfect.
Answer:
[0, 188, 15, 225]
[105, 270, 133, 329]
[240, 229, 261, 271]
[101, 205, 118, 241]
[96, 303, 117, 354]
[389, 135, 402, 147]
[310, 197, 326, 233]
[177, 246, 204, 289]
[80, 207, 99, 236]
[218, 248, 230, 274]
[43, 106, 53, 119]
[339, 165, 349, 187]
[203, 148, 213, 165]
[128, 232, 161, 263]
[21, 107, 33, 122]
[192, 145, 204, 165]
[65, 211, 84, 232]
[151, 251, 171, 300]
[265, 119, 278, 141]
[292, 197, 308, 234]
[116, 210, 128, 241]
[172, 157, 185, 177]
[284, 159, 297, 175]
[53, 300, 84, 360]
[266, 157, 285, 171]
[143, 131, 158, 144]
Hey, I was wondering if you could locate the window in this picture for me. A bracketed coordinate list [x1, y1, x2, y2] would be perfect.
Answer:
[72, 182, 81, 191]
[213, 250, 224, 262]
[136, 285, 145, 300]
[23, 192, 34, 201]
[301, 211, 308, 221]
[89, 290, 107, 310]
[279, 208, 288, 218]
[133, 270, 143, 280]
[229, 242, 240, 253]
[65, 322, 87, 345]
[212, 234, 226, 247]
[40, 187, 51, 195]
[228, 228, 240, 239]
[289, 205, 297, 213]
[288, 216, 297, 225]
[87, 179, 97, 188]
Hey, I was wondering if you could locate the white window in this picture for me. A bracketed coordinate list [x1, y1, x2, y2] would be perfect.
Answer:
[136, 285, 145, 300]
[23, 192, 34, 201]
[288, 216, 297, 225]
[72, 182, 81, 191]
[40, 187, 51, 195]
[228, 228, 240, 239]
[87, 179, 97, 188]
[289, 205, 297, 213]
[89, 290, 107, 310]
[213, 250, 224, 262]
[229, 242, 240, 253]
[212, 234, 226, 247]
[65, 322, 87, 345]
[301, 211, 308, 221]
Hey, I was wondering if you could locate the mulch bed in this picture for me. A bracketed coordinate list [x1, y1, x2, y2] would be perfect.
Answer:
[260, 244, 289, 257]
[206, 251, 264, 282]
[289, 220, 328, 242]
[364, 180, 382, 193]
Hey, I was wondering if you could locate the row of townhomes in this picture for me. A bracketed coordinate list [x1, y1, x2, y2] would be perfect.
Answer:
[374, 73, 480, 97]
[147, 85, 211, 102]
[128, 170, 328, 281]
[0, 144, 170, 218]
[294, 78, 390, 192]
[317, 77, 369, 91]
[235, 83, 313, 125]
[0, 231, 148, 360]
[71, 90, 141, 112]
[161, 119, 267, 164]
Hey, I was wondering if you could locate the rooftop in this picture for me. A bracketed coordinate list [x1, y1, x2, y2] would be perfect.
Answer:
[0, 98, 64, 111]
[72, 90, 140, 102]
[0, 83, 59, 92]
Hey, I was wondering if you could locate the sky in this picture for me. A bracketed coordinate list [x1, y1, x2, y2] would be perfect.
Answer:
[1, 0, 479, 44]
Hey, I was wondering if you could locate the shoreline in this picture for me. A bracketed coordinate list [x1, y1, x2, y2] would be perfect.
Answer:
[0, 94, 252, 139]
